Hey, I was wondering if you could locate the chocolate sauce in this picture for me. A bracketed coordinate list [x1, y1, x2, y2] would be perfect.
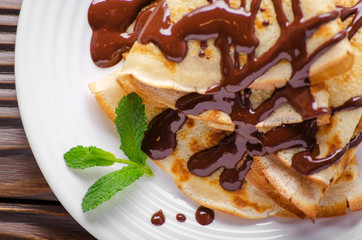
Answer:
[139, 0, 259, 63]
[332, 96, 362, 114]
[350, 133, 362, 148]
[188, 133, 245, 178]
[141, 108, 187, 160]
[199, 41, 208, 58]
[260, 120, 318, 153]
[200, 41, 208, 49]
[177, 84, 323, 191]
[219, 155, 253, 191]
[187, 120, 318, 190]
[88, 0, 155, 67]
[262, 20, 270, 26]
[290, 95, 362, 175]
[176, 213, 186, 222]
[339, 0, 362, 40]
[195, 206, 214, 225]
[151, 210, 165, 226]
[292, 133, 362, 175]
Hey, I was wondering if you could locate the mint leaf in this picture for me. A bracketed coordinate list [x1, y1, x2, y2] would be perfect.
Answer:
[115, 93, 148, 165]
[64, 146, 116, 169]
[82, 165, 144, 212]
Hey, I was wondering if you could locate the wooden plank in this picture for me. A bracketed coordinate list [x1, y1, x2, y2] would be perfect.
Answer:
[0, 15, 18, 26]
[0, 107, 19, 118]
[0, 33, 15, 44]
[0, 51, 13, 65]
[0, 203, 95, 239]
[0, 73, 14, 84]
[0, 88, 16, 100]
[0, 154, 56, 200]
[0, 0, 22, 10]
[0, 128, 29, 150]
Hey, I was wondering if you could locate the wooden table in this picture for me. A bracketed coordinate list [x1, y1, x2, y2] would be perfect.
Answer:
[0, 1, 95, 239]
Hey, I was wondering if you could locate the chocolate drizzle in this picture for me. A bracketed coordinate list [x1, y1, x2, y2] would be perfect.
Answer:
[88, 0, 155, 67]
[139, 0, 259, 63]
[90, 0, 362, 191]
[141, 108, 187, 160]
[292, 133, 362, 175]
[332, 95, 362, 114]
[177, 85, 329, 125]
[291, 95, 362, 175]
[187, 120, 318, 191]
[339, 0, 362, 40]
[219, 155, 253, 191]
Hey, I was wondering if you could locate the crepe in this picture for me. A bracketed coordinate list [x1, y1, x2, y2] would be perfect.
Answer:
[121, 0, 353, 93]
[247, 155, 362, 219]
[249, 148, 358, 220]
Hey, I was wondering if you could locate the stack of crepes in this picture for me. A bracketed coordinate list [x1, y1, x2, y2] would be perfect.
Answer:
[89, 0, 362, 220]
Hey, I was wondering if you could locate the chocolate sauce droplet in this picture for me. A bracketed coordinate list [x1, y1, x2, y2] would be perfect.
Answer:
[262, 20, 269, 26]
[199, 51, 206, 58]
[151, 210, 165, 226]
[195, 206, 214, 225]
[200, 41, 208, 49]
[176, 213, 186, 222]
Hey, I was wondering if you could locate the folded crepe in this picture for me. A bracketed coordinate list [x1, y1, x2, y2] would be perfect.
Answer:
[247, 155, 362, 219]
[120, 0, 353, 93]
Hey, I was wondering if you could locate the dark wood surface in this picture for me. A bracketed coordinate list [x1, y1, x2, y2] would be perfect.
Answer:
[0, 1, 95, 239]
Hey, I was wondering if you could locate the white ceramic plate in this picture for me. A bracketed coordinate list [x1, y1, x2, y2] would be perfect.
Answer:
[15, 0, 362, 239]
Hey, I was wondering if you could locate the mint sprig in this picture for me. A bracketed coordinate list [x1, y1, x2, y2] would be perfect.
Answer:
[64, 93, 153, 212]
[81, 166, 144, 212]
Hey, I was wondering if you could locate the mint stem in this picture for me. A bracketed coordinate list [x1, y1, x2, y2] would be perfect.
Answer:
[114, 158, 153, 176]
